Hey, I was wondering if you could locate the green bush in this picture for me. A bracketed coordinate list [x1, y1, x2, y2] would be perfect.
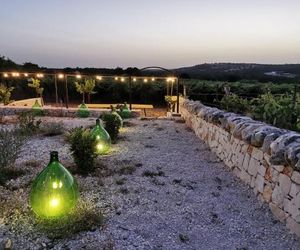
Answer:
[41, 122, 64, 136]
[68, 127, 97, 173]
[17, 111, 41, 136]
[220, 94, 249, 114]
[0, 129, 26, 184]
[101, 112, 122, 142]
[0, 83, 14, 105]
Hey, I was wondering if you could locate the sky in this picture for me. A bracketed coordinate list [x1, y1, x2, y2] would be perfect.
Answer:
[1, 0, 300, 68]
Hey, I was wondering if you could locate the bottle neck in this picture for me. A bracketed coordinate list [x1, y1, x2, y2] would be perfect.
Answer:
[50, 152, 59, 163]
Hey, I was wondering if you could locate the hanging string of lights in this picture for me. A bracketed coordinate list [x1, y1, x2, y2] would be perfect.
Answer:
[0, 71, 177, 83]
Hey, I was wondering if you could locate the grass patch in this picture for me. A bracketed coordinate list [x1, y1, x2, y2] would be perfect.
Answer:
[36, 200, 104, 239]
[0, 168, 27, 185]
[115, 178, 127, 185]
[41, 122, 64, 137]
[24, 159, 40, 168]
[142, 170, 165, 178]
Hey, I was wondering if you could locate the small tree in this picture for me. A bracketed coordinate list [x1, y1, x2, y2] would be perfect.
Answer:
[28, 78, 44, 104]
[75, 78, 96, 103]
[0, 83, 14, 105]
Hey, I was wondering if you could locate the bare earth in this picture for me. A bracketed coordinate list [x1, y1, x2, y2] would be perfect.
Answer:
[1, 117, 300, 249]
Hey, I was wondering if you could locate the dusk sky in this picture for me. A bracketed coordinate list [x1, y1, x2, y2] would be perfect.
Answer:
[1, 0, 300, 68]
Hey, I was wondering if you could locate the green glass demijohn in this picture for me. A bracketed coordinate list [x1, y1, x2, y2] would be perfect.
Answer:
[30, 151, 79, 218]
[78, 102, 90, 118]
[91, 119, 111, 154]
[119, 102, 132, 119]
[32, 99, 43, 116]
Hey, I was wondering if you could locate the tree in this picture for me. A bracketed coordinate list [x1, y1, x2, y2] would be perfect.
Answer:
[75, 78, 96, 103]
[0, 83, 14, 105]
[28, 78, 44, 103]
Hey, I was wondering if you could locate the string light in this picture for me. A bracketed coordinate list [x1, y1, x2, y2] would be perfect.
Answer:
[152, 77, 155, 81]
[3, 73, 9, 78]
[115, 77, 119, 81]
[121, 77, 125, 82]
[12, 72, 20, 77]
[96, 75, 102, 80]
[133, 78, 137, 82]
[24, 73, 29, 77]
[144, 78, 148, 83]
[36, 73, 44, 78]
[76, 74, 81, 79]
[58, 74, 64, 79]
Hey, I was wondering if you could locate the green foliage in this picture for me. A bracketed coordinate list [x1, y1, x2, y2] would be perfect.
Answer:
[41, 122, 64, 136]
[28, 78, 44, 98]
[17, 111, 42, 136]
[0, 129, 26, 184]
[220, 94, 249, 114]
[250, 92, 299, 130]
[0, 83, 14, 105]
[75, 78, 96, 103]
[68, 127, 97, 173]
[101, 112, 122, 142]
[117, 103, 132, 119]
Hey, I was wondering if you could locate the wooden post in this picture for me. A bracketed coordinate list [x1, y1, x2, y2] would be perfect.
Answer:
[54, 74, 58, 106]
[65, 76, 69, 109]
[129, 76, 132, 110]
[176, 77, 180, 113]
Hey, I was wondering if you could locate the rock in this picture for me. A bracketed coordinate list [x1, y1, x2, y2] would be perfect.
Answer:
[289, 183, 300, 198]
[272, 165, 285, 172]
[4, 239, 12, 250]
[272, 185, 285, 207]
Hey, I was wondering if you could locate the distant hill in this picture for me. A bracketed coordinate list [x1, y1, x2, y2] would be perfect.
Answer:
[175, 63, 300, 82]
[1, 56, 300, 82]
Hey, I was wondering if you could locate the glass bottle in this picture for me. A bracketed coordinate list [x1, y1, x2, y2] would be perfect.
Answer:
[91, 119, 111, 154]
[30, 151, 79, 218]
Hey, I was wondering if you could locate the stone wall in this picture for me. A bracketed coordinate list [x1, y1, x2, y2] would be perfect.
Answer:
[0, 106, 139, 118]
[180, 98, 300, 237]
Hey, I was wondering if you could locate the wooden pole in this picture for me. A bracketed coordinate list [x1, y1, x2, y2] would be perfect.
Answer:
[54, 74, 58, 106]
[129, 76, 132, 110]
[176, 77, 180, 113]
[65, 76, 69, 109]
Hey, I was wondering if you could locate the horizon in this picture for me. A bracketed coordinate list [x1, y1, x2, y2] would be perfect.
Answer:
[1, 0, 300, 68]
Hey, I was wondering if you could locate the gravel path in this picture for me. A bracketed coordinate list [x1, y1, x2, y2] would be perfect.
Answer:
[1, 118, 300, 249]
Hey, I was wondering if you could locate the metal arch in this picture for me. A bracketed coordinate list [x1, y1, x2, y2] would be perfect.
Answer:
[139, 66, 180, 113]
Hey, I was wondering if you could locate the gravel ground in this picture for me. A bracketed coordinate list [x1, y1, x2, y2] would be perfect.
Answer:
[1, 117, 300, 249]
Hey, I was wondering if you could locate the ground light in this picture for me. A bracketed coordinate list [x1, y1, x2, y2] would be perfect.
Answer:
[30, 151, 79, 218]
[91, 119, 111, 155]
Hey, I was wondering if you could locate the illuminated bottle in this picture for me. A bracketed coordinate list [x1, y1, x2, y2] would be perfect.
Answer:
[91, 119, 111, 154]
[119, 102, 131, 119]
[32, 99, 43, 116]
[78, 102, 90, 118]
[30, 151, 79, 218]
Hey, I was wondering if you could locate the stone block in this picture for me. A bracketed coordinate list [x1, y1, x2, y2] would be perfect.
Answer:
[286, 217, 300, 238]
[291, 171, 300, 185]
[289, 183, 300, 198]
[272, 165, 284, 172]
[240, 170, 252, 185]
[258, 164, 266, 176]
[269, 202, 289, 222]
[248, 157, 259, 176]
[272, 185, 285, 207]
[263, 185, 273, 202]
[252, 147, 264, 161]
[242, 153, 250, 170]
[278, 174, 292, 195]
[255, 174, 265, 193]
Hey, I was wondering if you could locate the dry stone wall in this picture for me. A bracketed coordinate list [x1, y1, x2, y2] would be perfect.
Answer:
[180, 98, 300, 237]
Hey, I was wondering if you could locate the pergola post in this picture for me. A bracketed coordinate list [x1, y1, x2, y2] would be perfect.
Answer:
[129, 76, 132, 110]
[54, 74, 58, 106]
[65, 76, 69, 109]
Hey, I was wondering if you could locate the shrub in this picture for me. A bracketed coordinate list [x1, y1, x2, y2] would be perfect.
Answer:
[0, 129, 26, 184]
[220, 94, 249, 114]
[17, 111, 41, 136]
[101, 112, 122, 142]
[41, 122, 64, 136]
[68, 127, 97, 173]
[0, 83, 14, 105]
